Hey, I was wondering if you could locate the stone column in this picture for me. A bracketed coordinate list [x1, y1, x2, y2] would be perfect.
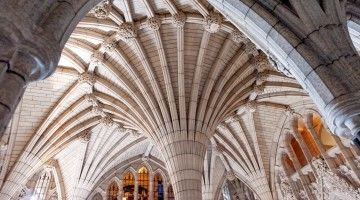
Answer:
[149, 173, 154, 200]
[134, 177, 139, 200]
[159, 134, 208, 200]
[164, 183, 168, 200]
[118, 179, 123, 200]
[0, 17, 59, 136]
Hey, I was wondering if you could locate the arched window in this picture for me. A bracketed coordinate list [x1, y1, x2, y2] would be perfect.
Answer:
[298, 119, 320, 157]
[138, 166, 149, 199]
[290, 138, 308, 167]
[168, 185, 174, 200]
[312, 114, 336, 150]
[282, 153, 296, 175]
[123, 172, 135, 200]
[153, 173, 163, 200]
[93, 193, 103, 200]
[107, 181, 119, 200]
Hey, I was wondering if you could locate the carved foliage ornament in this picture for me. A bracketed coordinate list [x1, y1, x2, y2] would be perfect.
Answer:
[92, 0, 111, 19]
[203, 12, 222, 33]
[278, 170, 296, 200]
[118, 23, 137, 40]
[311, 158, 360, 200]
[78, 72, 96, 86]
[172, 12, 186, 28]
[146, 16, 161, 31]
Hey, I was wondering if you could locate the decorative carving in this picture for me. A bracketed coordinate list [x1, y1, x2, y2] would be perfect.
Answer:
[171, 12, 186, 27]
[203, 12, 222, 33]
[85, 93, 98, 107]
[80, 130, 91, 143]
[100, 116, 114, 127]
[130, 129, 141, 137]
[231, 30, 247, 44]
[278, 170, 296, 200]
[89, 51, 104, 70]
[92, 0, 111, 19]
[256, 72, 269, 85]
[118, 23, 137, 40]
[117, 123, 126, 133]
[146, 16, 161, 31]
[267, 52, 293, 77]
[253, 84, 265, 95]
[102, 37, 117, 52]
[311, 158, 360, 200]
[92, 105, 105, 116]
[78, 72, 96, 86]
[245, 101, 257, 113]
[252, 53, 268, 72]
[226, 170, 236, 181]
[245, 41, 258, 57]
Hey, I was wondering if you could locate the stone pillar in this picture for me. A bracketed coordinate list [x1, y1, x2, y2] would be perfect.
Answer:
[159, 134, 208, 200]
[164, 183, 168, 200]
[149, 173, 154, 200]
[134, 177, 139, 200]
[118, 179, 123, 200]
[0, 17, 59, 136]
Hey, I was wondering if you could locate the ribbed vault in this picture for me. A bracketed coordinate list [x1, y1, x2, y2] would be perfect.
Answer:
[0, 0, 312, 200]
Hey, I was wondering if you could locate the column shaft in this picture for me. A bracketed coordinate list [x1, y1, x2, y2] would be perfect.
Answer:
[160, 134, 208, 200]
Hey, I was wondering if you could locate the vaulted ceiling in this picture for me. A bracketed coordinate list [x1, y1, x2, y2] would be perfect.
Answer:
[1, 0, 317, 199]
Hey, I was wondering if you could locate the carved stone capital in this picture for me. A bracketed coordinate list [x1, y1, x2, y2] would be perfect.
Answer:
[102, 36, 117, 52]
[171, 12, 186, 28]
[226, 170, 236, 181]
[146, 16, 161, 31]
[90, 51, 104, 69]
[118, 23, 137, 40]
[131, 129, 141, 137]
[256, 72, 269, 85]
[231, 30, 247, 43]
[253, 84, 265, 95]
[80, 130, 91, 143]
[78, 72, 96, 86]
[203, 12, 222, 33]
[100, 116, 114, 127]
[117, 123, 126, 133]
[245, 40, 258, 57]
[85, 93, 98, 106]
[92, 0, 111, 19]
[251, 53, 268, 72]
[92, 105, 105, 116]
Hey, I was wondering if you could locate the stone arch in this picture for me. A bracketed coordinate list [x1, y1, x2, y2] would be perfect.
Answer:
[209, 0, 360, 139]
[91, 192, 104, 200]
[216, 172, 261, 200]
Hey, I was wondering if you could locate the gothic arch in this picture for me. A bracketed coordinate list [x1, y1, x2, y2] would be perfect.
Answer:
[209, 0, 360, 139]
